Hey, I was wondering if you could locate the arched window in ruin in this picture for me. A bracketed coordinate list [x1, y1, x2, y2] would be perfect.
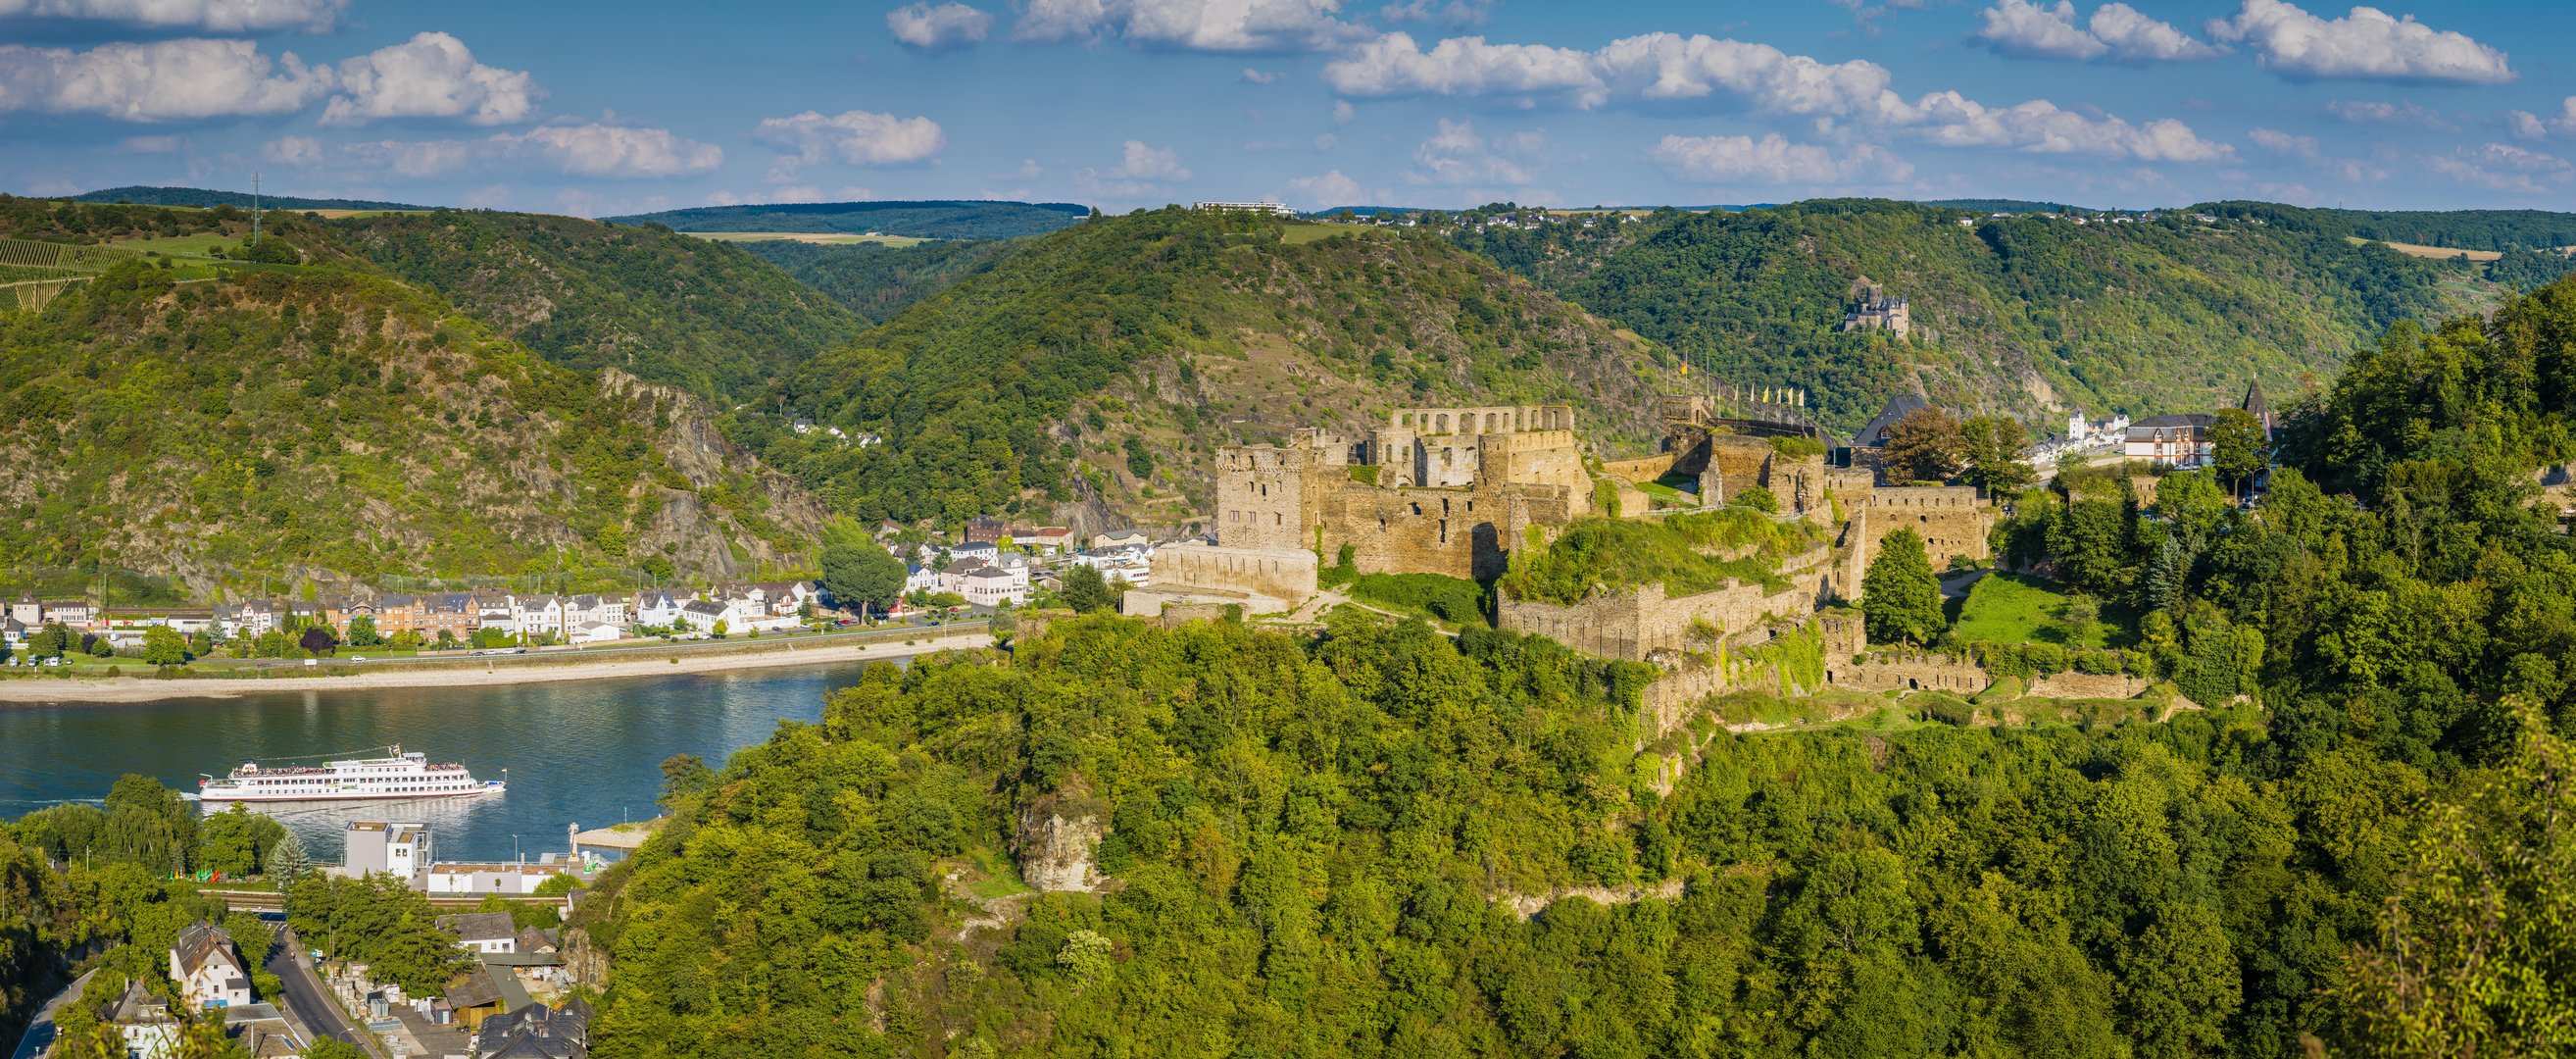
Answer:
[1435, 414, 1449, 433]
[1484, 413, 1498, 432]
[1401, 413, 1413, 428]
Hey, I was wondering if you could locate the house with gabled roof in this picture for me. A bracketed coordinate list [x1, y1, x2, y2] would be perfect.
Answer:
[172, 922, 254, 1011]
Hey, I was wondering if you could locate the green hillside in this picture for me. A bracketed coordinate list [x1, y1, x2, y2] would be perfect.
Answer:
[0, 253, 820, 601]
[607, 200, 1091, 240]
[73, 184, 429, 212]
[735, 238, 1012, 323]
[739, 208, 1667, 531]
[2197, 200, 2576, 253]
[1455, 199, 2484, 431]
[331, 211, 867, 401]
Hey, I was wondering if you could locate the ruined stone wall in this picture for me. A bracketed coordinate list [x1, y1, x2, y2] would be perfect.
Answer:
[1866, 485, 1991, 566]
[1822, 646, 1992, 695]
[1148, 543, 1317, 605]
[1319, 486, 1504, 580]
[2027, 672, 2151, 699]
[1497, 544, 1835, 662]
[1389, 405, 1576, 435]
[1482, 430, 1590, 513]
[1602, 453, 1680, 484]
[1214, 441, 1322, 551]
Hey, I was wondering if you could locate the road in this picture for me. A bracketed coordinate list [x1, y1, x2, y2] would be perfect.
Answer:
[267, 927, 384, 1059]
[6, 968, 93, 1059]
[192, 618, 989, 673]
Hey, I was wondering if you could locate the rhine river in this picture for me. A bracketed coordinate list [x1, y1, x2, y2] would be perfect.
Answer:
[0, 662, 884, 864]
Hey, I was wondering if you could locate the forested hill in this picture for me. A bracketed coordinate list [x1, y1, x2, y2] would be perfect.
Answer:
[329, 211, 867, 401]
[606, 200, 1091, 240]
[2198, 200, 2576, 253]
[736, 209, 1666, 532]
[74, 185, 429, 212]
[1454, 199, 2486, 431]
[0, 231, 820, 601]
[733, 238, 1013, 323]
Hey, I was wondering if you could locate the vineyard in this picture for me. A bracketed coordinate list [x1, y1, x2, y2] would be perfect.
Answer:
[0, 237, 138, 310]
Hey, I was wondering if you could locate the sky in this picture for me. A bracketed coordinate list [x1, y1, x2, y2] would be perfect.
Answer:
[2, 0, 2572, 216]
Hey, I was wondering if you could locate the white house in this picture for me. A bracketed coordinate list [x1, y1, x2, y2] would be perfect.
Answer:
[634, 591, 685, 630]
[1092, 530, 1150, 550]
[477, 597, 519, 634]
[905, 564, 942, 594]
[962, 566, 1025, 608]
[749, 580, 816, 617]
[515, 595, 567, 637]
[568, 621, 622, 644]
[678, 599, 728, 632]
[171, 923, 254, 1011]
[341, 821, 429, 883]
[430, 864, 570, 897]
[436, 911, 520, 952]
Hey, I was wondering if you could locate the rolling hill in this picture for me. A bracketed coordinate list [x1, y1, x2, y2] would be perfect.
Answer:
[736, 209, 1668, 534]
[0, 201, 821, 601]
[606, 200, 1092, 240]
[1453, 198, 2491, 431]
[73, 185, 429, 212]
[732, 237, 1014, 323]
[328, 210, 867, 401]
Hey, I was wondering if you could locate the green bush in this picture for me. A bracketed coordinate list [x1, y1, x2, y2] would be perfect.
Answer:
[1350, 573, 1488, 625]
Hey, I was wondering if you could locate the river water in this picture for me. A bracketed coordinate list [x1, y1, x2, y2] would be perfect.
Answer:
[0, 662, 881, 864]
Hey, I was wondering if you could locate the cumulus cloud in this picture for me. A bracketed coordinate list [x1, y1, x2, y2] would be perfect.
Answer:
[1648, 132, 1911, 184]
[2504, 98, 2576, 140]
[2207, 0, 2513, 84]
[263, 134, 322, 166]
[1379, 0, 1490, 28]
[0, 0, 344, 31]
[1321, 29, 2230, 162]
[322, 32, 542, 126]
[887, 2, 992, 52]
[2322, 98, 2456, 130]
[0, 38, 329, 121]
[116, 133, 183, 152]
[751, 109, 946, 173]
[1971, 1, 2222, 63]
[1404, 118, 1541, 185]
[1111, 139, 1192, 180]
[494, 123, 723, 177]
[1285, 169, 1371, 208]
[1016, 0, 1369, 53]
[2247, 126, 2318, 158]
[1240, 68, 1283, 84]
[2429, 142, 2572, 194]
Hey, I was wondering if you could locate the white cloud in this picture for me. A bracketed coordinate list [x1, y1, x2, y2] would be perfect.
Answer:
[2429, 142, 2572, 194]
[1971, 1, 2222, 63]
[1648, 132, 1911, 184]
[1313, 132, 1337, 150]
[2248, 126, 2319, 158]
[2207, 0, 2513, 84]
[494, 123, 723, 177]
[0, 0, 344, 32]
[322, 32, 542, 126]
[263, 134, 322, 166]
[1321, 29, 2229, 162]
[1240, 68, 1283, 84]
[116, 133, 183, 152]
[0, 38, 328, 121]
[1111, 139, 1191, 180]
[1285, 169, 1371, 208]
[887, 2, 992, 53]
[751, 110, 946, 172]
[2504, 98, 2576, 140]
[338, 137, 472, 177]
[1404, 118, 1540, 185]
[2323, 98, 2456, 130]
[1016, 0, 1369, 53]
[1332, 99, 1355, 123]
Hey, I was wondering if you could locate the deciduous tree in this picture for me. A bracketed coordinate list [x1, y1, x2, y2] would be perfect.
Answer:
[1861, 527, 1944, 645]
[1882, 407, 1964, 485]
[1958, 415, 2033, 497]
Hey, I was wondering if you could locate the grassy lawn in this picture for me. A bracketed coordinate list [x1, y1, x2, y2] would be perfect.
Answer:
[1953, 572, 2131, 648]
[1279, 224, 1352, 245]
[682, 231, 930, 247]
[110, 232, 236, 258]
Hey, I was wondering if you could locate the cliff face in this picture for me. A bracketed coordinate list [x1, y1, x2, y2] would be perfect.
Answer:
[1015, 779, 1107, 893]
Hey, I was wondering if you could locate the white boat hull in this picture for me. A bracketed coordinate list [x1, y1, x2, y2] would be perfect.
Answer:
[195, 782, 506, 803]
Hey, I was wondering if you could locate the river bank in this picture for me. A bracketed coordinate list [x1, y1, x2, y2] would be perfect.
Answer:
[0, 629, 994, 704]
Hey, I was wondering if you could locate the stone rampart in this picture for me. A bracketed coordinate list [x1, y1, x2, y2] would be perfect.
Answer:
[2026, 671, 2151, 699]
[1122, 543, 1315, 618]
[1498, 544, 1834, 662]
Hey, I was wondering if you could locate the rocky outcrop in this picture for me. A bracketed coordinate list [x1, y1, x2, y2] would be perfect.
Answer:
[1015, 778, 1109, 893]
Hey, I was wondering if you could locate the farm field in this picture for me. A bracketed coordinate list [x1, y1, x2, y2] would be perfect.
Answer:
[682, 230, 929, 246]
[2349, 235, 2503, 262]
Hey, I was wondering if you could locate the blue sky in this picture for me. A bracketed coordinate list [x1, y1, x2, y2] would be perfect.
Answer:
[3, 0, 2570, 215]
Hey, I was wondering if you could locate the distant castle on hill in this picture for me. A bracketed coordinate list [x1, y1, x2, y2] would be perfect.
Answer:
[1841, 280, 1912, 337]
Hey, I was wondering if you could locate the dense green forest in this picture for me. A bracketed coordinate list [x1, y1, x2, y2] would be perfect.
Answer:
[606, 201, 1092, 240]
[1453, 199, 2480, 432]
[738, 239, 1014, 323]
[739, 208, 1666, 530]
[2197, 200, 2576, 253]
[559, 276, 2576, 1057]
[74, 184, 429, 212]
[331, 211, 867, 401]
[0, 254, 818, 598]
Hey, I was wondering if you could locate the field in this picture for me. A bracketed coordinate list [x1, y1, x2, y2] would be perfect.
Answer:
[2349, 235, 2503, 263]
[1279, 223, 1358, 245]
[108, 232, 235, 257]
[682, 231, 929, 247]
[1951, 572, 2129, 648]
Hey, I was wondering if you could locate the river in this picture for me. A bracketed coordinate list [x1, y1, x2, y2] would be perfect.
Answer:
[0, 661, 883, 864]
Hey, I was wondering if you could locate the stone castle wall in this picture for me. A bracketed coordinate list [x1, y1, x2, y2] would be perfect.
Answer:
[1498, 543, 1837, 662]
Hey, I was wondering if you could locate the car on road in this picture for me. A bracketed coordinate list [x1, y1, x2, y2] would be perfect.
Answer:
[351, 655, 368, 662]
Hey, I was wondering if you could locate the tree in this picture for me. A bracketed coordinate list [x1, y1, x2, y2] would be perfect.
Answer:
[2337, 698, 2576, 1056]
[388, 630, 423, 651]
[819, 531, 907, 618]
[267, 829, 309, 884]
[1060, 565, 1122, 614]
[298, 626, 337, 657]
[1958, 415, 2033, 498]
[1881, 407, 1964, 485]
[711, 619, 729, 638]
[2207, 407, 2269, 498]
[86, 633, 114, 658]
[141, 626, 187, 666]
[1861, 527, 1945, 646]
[345, 615, 381, 647]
